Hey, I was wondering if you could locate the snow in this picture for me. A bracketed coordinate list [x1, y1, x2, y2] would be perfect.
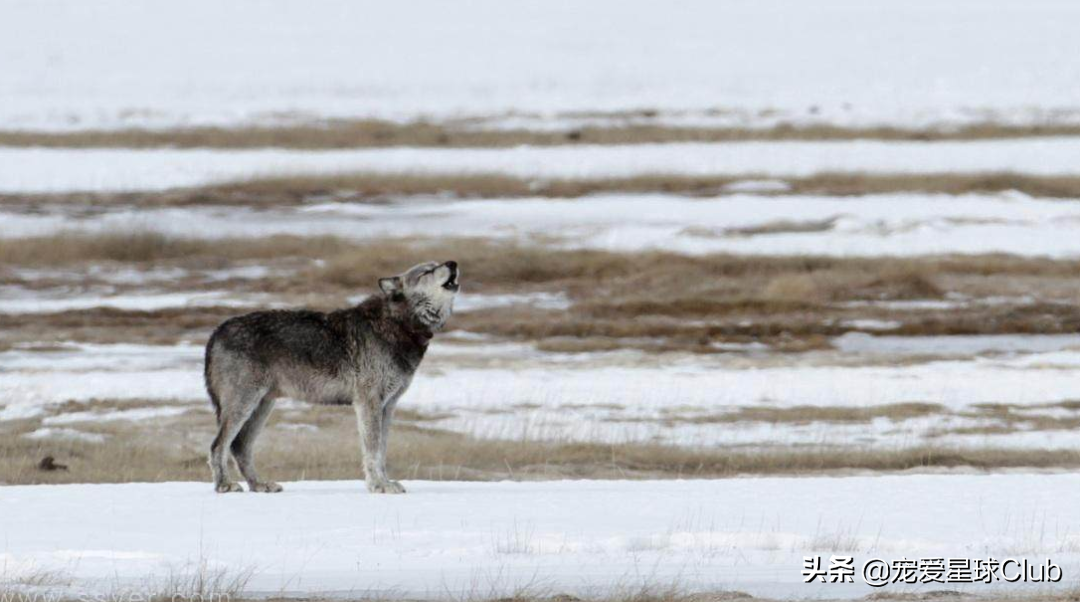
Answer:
[6, 337, 1080, 449]
[407, 359, 1080, 448]
[9, 139, 1080, 193]
[407, 361, 1080, 415]
[348, 292, 572, 313]
[2, 476, 1078, 599]
[0, 290, 263, 314]
[833, 333, 1080, 357]
[3, 0, 1080, 131]
[0, 343, 202, 372]
[2, 265, 282, 287]
[0, 344, 204, 421]
[22, 427, 106, 444]
[5, 2, 1079, 596]
[0, 369, 199, 423]
[8, 191, 1080, 258]
[42, 407, 190, 426]
[839, 320, 901, 332]
[721, 179, 792, 193]
[446, 292, 571, 313]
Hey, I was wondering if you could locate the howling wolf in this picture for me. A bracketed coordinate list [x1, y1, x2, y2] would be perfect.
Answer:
[204, 261, 459, 494]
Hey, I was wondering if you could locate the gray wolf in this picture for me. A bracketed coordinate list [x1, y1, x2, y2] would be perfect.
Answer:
[204, 260, 459, 494]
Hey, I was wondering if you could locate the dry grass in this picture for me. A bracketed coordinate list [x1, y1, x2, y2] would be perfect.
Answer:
[8, 172, 1080, 209]
[931, 402, 1080, 438]
[5, 234, 1080, 350]
[0, 563, 253, 602]
[219, 171, 1080, 201]
[0, 231, 352, 266]
[717, 217, 840, 238]
[4, 119, 1080, 149]
[650, 401, 1080, 438]
[656, 403, 946, 426]
[0, 306, 238, 348]
[10, 231, 1080, 282]
[9, 294, 1074, 352]
[3, 402, 1080, 487]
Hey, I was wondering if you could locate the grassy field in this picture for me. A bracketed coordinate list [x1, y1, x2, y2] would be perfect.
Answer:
[5, 397, 1080, 486]
[5, 231, 1080, 485]
[4, 118, 1080, 150]
[3, 233, 1080, 352]
[5, 126, 1080, 487]
[7, 172, 1080, 208]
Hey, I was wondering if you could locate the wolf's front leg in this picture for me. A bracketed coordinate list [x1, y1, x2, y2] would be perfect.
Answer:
[353, 397, 405, 494]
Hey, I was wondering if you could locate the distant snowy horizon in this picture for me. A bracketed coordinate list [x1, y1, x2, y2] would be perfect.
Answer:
[3, 0, 1080, 131]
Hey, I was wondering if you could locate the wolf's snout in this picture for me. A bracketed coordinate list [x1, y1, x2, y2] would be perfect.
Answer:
[442, 261, 460, 291]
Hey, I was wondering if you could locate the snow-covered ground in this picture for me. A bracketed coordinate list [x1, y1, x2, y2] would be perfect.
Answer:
[0, 289, 269, 314]
[3, 476, 1079, 599]
[5, 1, 1080, 598]
[6, 191, 1080, 258]
[2, 264, 280, 287]
[7, 139, 1080, 193]
[6, 336, 1080, 449]
[3, 0, 1080, 131]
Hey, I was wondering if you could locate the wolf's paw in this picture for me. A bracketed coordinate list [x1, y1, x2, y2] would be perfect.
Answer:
[215, 482, 244, 493]
[367, 480, 407, 494]
[250, 481, 283, 493]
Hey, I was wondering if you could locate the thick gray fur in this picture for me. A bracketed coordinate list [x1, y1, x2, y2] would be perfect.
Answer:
[205, 260, 459, 494]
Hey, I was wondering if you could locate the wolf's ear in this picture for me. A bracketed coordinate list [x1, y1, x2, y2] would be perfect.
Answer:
[378, 276, 403, 296]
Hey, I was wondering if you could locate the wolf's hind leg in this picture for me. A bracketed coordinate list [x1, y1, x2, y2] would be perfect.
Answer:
[232, 395, 281, 493]
[209, 385, 267, 493]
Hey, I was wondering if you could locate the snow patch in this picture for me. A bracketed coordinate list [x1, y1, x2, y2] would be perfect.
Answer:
[0, 291, 267, 314]
[8, 192, 1080, 259]
[453, 292, 571, 312]
[721, 179, 792, 193]
[841, 319, 901, 331]
[43, 407, 191, 425]
[22, 428, 107, 444]
[10, 140, 1080, 193]
[833, 333, 1080, 357]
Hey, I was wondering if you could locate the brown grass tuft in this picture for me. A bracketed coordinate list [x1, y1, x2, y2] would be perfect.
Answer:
[761, 274, 827, 302]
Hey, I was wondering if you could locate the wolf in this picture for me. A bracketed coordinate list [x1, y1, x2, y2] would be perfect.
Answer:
[204, 260, 459, 494]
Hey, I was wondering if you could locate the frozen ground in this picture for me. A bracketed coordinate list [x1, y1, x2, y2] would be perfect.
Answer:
[7, 139, 1080, 192]
[3, 0, 1080, 131]
[6, 191, 1080, 258]
[2, 476, 1078, 599]
[6, 335, 1080, 449]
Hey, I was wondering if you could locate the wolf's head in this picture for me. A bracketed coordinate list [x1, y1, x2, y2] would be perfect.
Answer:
[379, 260, 460, 331]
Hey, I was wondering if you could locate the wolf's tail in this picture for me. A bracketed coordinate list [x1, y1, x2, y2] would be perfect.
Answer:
[204, 331, 222, 424]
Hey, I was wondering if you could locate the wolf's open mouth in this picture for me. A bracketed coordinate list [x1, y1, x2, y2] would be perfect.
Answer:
[442, 271, 459, 291]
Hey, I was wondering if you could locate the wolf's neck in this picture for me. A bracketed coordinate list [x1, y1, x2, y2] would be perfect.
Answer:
[351, 295, 432, 353]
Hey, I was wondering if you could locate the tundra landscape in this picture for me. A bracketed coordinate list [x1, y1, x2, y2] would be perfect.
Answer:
[3, 0, 1080, 600]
